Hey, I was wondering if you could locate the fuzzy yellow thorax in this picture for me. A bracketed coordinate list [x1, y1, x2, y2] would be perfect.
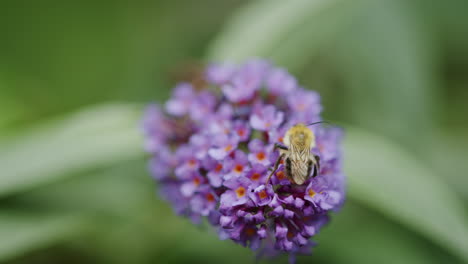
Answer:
[284, 123, 315, 149]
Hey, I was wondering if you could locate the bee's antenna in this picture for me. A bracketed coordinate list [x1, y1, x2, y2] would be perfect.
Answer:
[306, 121, 330, 126]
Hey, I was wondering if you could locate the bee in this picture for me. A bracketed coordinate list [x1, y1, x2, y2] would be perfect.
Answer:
[266, 122, 324, 185]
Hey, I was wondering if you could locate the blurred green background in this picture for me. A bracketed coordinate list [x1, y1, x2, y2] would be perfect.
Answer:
[1, 0, 468, 263]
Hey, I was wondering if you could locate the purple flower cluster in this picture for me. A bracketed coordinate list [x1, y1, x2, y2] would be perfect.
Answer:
[142, 59, 345, 261]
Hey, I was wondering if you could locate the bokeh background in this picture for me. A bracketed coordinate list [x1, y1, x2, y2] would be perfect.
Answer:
[1, 0, 468, 263]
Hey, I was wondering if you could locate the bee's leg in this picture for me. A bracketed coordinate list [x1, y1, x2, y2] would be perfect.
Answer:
[312, 155, 321, 177]
[266, 154, 284, 185]
[315, 155, 321, 173]
[307, 160, 314, 178]
[285, 157, 297, 184]
[274, 143, 288, 151]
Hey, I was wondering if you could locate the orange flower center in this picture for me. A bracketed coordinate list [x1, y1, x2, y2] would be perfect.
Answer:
[193, 177, 201, 186]
[206, 193, 215, 202]
[251, 173, 261, 181]
[318, 143, 324, 152]
[237, 129, 245, 137]
[245, 228, 256, 236]
[256, 152, 266, 160]
[235, 186, 246, 198]
[214, 164, 223, 173]
[278, 137, 284, 143]
[234, 164, 244, 173]
[276, 171, 285, 180]
[308, 188, 316, 198]
[258, 190, 268, 199]
[224, 144, 233, 152]
[287, 231, 294, 239]
[188, 159, 197, 167]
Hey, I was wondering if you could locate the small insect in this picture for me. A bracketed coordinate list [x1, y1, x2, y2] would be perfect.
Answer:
[266, 122, 325, 185]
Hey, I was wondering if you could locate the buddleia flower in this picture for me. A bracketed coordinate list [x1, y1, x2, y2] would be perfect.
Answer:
[142, 59, 345, 262]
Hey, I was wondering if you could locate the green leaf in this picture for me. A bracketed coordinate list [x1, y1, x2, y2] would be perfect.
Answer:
[0, 82, 26, 132]
[18, 161, 167, 264]
[0, 103, 144, 197]
[426, 133, 468, 200]
[206, 0, 358, 64]
[266, 1, 363, 72]
[331, 0, 439, 150]
[315, 202, 455, 264]
[345, 126, 468, 262]
[21, 160, 154, 217]
[0, 210, 86, 262]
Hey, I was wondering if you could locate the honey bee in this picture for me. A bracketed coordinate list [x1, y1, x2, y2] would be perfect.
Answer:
[266, 122, 324, 185]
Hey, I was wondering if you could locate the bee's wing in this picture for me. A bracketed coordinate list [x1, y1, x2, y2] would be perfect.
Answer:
[289, 147, 311, 185]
